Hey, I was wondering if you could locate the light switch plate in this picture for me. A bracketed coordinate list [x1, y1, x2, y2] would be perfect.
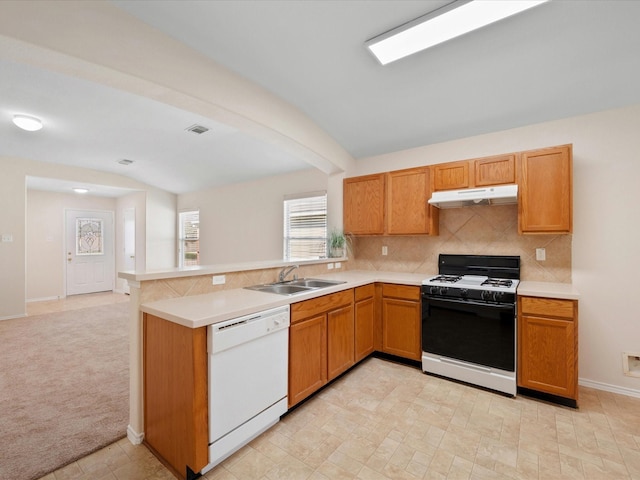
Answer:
[2, 234, 13, 242]
[536, 248, 546, 261]
[212, 275, 226, 285]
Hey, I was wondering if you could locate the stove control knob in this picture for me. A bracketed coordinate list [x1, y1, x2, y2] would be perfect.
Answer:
[494, 291, 504, 302]
[481, 290, 492, 301]
[439, 287, 449, 295]
[459, 288, 469, 298]
[429, 286, 439, 295]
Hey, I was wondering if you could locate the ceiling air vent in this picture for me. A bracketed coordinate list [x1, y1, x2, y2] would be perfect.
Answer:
[186, 124, 210, 135]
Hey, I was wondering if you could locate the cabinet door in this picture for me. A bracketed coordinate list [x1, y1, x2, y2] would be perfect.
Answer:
[343, 174, 385, 235]
[386, 167, 438, 235]
[519, 145, 572, 233]
[382, 297, 421, 361]
[433, 161, 470, 191]
[474, 154, 515, 186]
[144, 315, 209, 475]
[327, 304, 355, 380]
[354, 286, 375, 362]
[288, 314, 327, 407]
[518, 314, 577, 399]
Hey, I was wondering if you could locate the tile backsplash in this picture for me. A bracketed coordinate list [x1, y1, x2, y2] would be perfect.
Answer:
[349, 204, 572, 283]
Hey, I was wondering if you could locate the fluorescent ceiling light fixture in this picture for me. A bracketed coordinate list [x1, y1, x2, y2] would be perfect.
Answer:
[12, 114, 43, 131]
[72, 187, 89, 194]
[366, 0, 549, 65]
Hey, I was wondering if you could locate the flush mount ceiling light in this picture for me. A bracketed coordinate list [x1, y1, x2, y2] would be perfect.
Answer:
[12, 114, 44, 131]
[366, 0, 549, 65]
[72, 187, 89, 194]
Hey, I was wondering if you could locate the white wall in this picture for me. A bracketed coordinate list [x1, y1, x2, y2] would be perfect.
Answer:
[116, 191, 147, 292]
[145, 189, 177, 270]
[351, 103, 640, 397]
[26, 190, 117, 301]
[178, 169, 330, 264]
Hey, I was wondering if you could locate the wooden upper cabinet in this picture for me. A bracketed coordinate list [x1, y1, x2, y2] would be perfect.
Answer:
[474, 154, 516, 186]
[518, 145, 572, 234]
[433, 161, 470, 191]
[343, 174, 385, 235]
[386, 167, 438, 235]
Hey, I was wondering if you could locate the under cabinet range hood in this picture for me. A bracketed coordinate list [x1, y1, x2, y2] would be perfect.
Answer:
[428, 184, 518, 209]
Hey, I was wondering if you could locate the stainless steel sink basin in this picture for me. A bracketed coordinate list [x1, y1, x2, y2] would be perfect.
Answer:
[286, 278, 346, 288]
[245, 278, 346, 296]
[246, 284, 313, 295]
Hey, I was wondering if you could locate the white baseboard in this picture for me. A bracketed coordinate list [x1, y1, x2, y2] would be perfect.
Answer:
[579, 377, 640, 399]
[26, 296, 63, 303]
[127, 425, 144, 445]
[0, 313, 27, 322]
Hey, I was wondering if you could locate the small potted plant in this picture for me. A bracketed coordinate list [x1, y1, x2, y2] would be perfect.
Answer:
[329, 229, 346, 258]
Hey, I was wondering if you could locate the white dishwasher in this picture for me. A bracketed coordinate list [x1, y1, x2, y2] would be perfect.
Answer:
[204, 305, 290, 471]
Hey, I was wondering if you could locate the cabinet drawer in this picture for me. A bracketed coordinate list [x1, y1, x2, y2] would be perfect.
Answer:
[355, 284, 375, 302]
[291, 289, 353, 324]
[381, 284, 420, 301]
[520, 296, 575, 319]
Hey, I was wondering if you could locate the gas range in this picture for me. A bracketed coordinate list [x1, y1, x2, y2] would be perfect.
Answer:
[423, 274, 519, 303]
[422, 254, 520, 304]
[421, 254, 521, 396]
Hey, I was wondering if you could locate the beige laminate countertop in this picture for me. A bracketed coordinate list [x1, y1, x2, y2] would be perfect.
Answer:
[140, 271, 580, 328]
[140, 270, 427, 329]
[517, 281, 580, 300]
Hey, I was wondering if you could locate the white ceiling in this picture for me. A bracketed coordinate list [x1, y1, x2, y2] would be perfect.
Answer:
[3, 0, 640, 196]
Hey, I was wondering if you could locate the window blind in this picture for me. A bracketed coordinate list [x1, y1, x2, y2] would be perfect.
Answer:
[283, 193, 327, 260]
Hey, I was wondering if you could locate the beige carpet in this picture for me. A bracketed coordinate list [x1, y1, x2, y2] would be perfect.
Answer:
[0, 302, 129, 480]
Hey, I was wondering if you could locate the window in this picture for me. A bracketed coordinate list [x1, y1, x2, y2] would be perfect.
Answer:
[179, 210, 200, 267]
[283, 192, 327, 260]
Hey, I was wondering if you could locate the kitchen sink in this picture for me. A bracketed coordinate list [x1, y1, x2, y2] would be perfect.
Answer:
[286, 278, 346, 288]
[245, 278, 346, 296]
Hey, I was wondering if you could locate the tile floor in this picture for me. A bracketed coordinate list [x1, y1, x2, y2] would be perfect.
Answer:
[36, 294, 640, 480]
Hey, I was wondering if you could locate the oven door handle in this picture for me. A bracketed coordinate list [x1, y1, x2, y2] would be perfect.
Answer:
[425, 296, 515, 312]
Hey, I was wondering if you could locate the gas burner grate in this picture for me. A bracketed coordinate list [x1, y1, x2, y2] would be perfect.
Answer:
[431, 275, 462, 283]
[482, 278, 513, 288]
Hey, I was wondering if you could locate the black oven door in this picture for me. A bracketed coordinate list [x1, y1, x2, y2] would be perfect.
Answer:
[422, 295, 515, 372]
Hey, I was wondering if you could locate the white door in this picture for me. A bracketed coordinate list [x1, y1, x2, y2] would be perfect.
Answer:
[122, 208, 136, 294]
[65, 209, 115, 296]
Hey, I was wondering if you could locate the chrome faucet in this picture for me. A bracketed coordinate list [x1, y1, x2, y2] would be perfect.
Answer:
[278, 265, 299, 282]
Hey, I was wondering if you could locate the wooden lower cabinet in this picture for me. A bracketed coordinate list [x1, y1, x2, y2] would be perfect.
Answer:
[381, 284, 422, 361]
[518, 296, 578, 405]
[289, 290, 354, 407]
[143, 314, 209, 479]
[327, 304, 355, 379]
[354, 284, 375, 362]
[288, 314, 327, 407]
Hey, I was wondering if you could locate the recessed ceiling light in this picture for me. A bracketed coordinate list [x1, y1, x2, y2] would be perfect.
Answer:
[12, 114, 43, 131]
[366, 0, 549, 65]
[118, 159, 134, 165]
[72, 187, 89, 194]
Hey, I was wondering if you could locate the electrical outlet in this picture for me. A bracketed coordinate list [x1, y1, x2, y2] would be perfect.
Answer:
[212, 275, 226, 285]
[2, 234, 13, 243]
[382, 246, 388, 256]
[327, 263, 334, 270]
[536, 248, 546, 261]
[334, 262, 341, 269]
